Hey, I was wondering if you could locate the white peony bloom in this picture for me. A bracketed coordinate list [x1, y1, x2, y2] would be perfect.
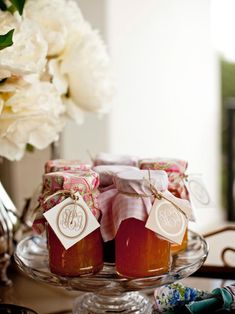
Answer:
[24, 0, 85, 56]
[59, 22, 115, 114]
[48, 59, 68, 95]
[0, 0, 114, 161]
[62, 97, 84, 125]
[0, 79, 65, 161]
[0, 69, 11, 80]
[0, 10, 18, 33]
[0, 11, 47, 76]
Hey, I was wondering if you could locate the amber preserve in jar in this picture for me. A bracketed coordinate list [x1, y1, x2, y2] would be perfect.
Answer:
[94, 165, 138, 263]
[139, 158, 190, 254]
[100, 169, 171, 278]
[41, 170, 103, 277]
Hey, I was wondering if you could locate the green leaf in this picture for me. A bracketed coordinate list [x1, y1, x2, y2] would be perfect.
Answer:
[26, 143, 34, 153]
[0, 29, 14, 51]
[7, 5, 16, 14]
[9, 0, 26, 15]
[0, 0, 7, 11]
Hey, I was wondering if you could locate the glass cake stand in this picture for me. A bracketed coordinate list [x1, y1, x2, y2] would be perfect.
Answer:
[14, 230, 208, 314]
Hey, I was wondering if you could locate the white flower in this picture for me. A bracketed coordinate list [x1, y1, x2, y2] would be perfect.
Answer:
[62, 97, 84, 125]
[0, 0, 115, 161]
[0, 10, 18, 33]
[0, 11, 47, 76]
[24, 0, 85, 56]
[57, 22, 115, 114]
[25, 0, 115, 115]
[0, 69, 11, 80]
[0, 78, 65, 161]
[48, 59, 68, 95]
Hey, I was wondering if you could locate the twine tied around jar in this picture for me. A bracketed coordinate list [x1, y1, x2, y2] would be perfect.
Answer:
[146, 170, 187, 218]
[117, 171, 187, 219]
[42, 189, 100, 212]
[147, 181, 187, 218]
[43, 189, 80, 204]
[32, 188, 100, 235]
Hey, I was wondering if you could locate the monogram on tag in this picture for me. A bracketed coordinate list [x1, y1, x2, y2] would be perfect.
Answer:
[57, 203, 87, 238]
[145, 199, 187, 244]
[185, 174, 214, 209]
[44, 192, 100, 250]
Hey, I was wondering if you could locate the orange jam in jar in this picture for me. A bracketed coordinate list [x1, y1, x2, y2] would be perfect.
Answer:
[170, 229, 188, 254]
[139, 158, 190, 254]
[47, 226, 103, 276]
[93, 165, 138, 264]
[107, 169, 171, 278]
[41, 170, 103, 276]
[116, 218, 170, 278]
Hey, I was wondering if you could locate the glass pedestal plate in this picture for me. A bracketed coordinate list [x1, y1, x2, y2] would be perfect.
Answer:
[14, 230, 208, 314]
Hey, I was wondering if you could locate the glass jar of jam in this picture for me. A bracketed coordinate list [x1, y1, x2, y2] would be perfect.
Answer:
[41, 170, 103, 277]
[139, 158, 190, 254]
[100, 169, 171, 278]
[33, 160, 91, 234]
[94, 165, 137, 263]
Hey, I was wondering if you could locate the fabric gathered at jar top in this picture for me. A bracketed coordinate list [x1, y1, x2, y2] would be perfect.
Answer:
[139, 158, 189, 200]
[98, 169, 192, 242]
[45, 159, 91, 173]
[40, 170, 100, 218]
[33, 168, 100, 234]
[93, 165, 138, 189]
[93, 152, 139, 167]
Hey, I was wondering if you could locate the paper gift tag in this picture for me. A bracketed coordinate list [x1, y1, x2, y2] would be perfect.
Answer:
[163, 190, 195, 221]
[184, 174, 214, 209]
[145, 199, 187, 244]
[44, 191, 100, 250]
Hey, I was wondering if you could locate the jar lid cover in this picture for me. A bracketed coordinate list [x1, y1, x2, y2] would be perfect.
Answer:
[93, 165, 138, 187]
[114, 169, 168, 194]
[45, 159, 91, 173]
[94, 152, 138, 166]
[139, 158, 188, 173]
[43, 169, 99, 193]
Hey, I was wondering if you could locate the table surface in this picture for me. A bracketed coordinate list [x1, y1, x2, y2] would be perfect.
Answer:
[0, 264, 234, 314]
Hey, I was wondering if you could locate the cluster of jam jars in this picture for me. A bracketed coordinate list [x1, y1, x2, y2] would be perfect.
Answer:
[35, 155, 192, 279]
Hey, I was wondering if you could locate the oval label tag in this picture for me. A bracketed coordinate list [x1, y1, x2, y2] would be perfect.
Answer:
[43, 191, 100, 250]
[145, 199, 187, 244]
[157, 202, 185, 236]
[57, 203, 87, 238]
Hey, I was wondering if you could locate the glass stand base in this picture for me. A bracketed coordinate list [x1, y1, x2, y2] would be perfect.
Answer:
[73, 292, 153, 314]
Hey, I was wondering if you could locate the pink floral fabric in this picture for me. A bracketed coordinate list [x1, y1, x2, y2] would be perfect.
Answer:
[139, 158, 189, 200]
[45, 159, 91, 173]
[33, 169, 100, 234]
[41, 170, 100, 217]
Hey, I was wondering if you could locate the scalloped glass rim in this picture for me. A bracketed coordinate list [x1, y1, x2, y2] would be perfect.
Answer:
[14, 230, 208, 294]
